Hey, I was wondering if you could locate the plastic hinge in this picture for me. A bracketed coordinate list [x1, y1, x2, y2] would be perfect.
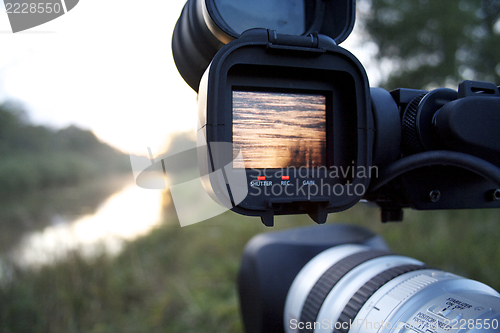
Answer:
[266, 30, 329, 53]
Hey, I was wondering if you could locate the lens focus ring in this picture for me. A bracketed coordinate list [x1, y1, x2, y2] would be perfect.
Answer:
[299, 250, 391, 333]
[333, 264, 429, 333]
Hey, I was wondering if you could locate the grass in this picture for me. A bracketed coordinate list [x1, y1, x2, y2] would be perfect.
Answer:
[331, 206, 500, 291]
[0, 193, 499, 332]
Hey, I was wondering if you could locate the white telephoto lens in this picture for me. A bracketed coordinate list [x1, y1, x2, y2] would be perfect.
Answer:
[285, 244, 500, 333]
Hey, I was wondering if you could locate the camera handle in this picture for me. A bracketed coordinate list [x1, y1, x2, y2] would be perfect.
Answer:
[368, 80, 500, 221]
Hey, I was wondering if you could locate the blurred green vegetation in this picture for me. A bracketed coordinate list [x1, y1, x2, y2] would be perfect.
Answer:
[365, 0, 500, 89]
[0, 201, 499, 333]
[0, 101, 130, 194]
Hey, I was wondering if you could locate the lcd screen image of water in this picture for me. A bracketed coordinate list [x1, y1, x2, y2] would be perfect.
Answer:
[232, 90, 326, 169]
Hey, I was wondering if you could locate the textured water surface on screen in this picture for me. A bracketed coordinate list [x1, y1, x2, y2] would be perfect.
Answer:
[233, 90, 326, 169]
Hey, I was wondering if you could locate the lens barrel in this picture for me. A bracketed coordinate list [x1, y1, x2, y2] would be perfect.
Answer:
[285, 245, 500, 333]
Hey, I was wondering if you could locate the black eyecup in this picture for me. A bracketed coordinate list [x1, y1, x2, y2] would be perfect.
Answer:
[172, 0, 356, 92]
[238, 224, 390, 333]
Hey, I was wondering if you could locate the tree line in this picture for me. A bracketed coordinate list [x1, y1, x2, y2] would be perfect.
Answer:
[364, 0, 500, 89]
[0, 101, 129, 194]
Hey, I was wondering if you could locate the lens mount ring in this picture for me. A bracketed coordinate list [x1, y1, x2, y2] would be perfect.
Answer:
[332, 264, 430, 333]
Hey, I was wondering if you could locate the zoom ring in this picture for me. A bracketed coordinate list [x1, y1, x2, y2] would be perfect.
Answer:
[332, 264, 430, 333]
[299, 250, 391, 333]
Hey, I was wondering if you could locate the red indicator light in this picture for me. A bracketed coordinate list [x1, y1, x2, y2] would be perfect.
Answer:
[257, 176, 266, 181]
[281, 176, 290, 180]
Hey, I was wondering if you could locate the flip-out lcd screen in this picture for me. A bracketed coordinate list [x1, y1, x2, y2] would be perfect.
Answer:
[233, 90, 326, 168]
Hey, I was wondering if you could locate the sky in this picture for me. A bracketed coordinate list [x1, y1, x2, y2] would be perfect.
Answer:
[0, 0, 378, 157]
[0, 0, 198, 156]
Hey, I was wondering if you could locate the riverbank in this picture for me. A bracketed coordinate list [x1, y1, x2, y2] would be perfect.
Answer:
[1, 202, 499, 332]
[0, 102, 130, 196]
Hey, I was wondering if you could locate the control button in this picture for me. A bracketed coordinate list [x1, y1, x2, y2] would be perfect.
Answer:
[257, 176, 266, 181]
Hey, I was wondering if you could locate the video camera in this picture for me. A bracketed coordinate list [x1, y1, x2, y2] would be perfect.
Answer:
[172, 0, 500, 226]
[172, 0, 500, 332]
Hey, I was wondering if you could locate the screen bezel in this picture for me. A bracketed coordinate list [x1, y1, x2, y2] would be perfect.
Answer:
[225, 63, 357, 175]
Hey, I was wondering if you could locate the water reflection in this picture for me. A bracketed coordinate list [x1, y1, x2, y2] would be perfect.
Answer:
[0, 176, 128, 254]
[2, 178, 164, 266]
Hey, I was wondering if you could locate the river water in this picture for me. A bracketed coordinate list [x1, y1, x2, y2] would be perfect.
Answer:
[0, 175, 165, 268]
